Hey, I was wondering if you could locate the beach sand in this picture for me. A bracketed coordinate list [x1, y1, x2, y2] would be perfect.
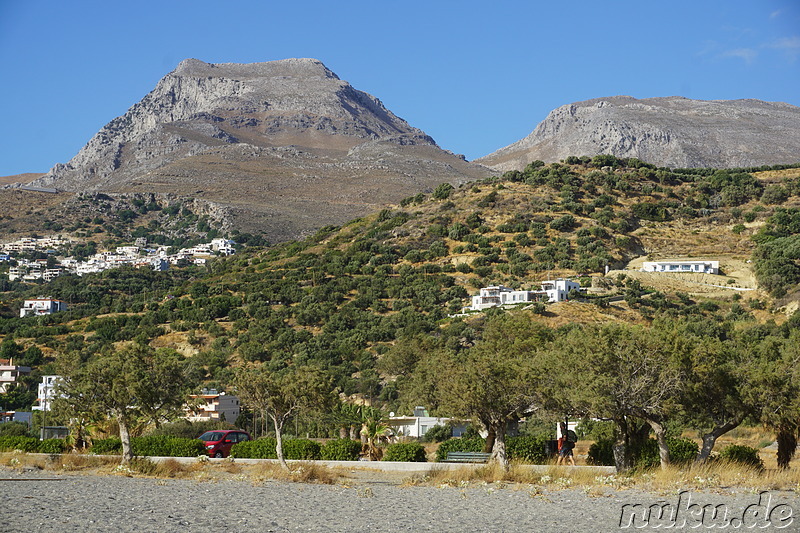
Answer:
[1, 466, 797, 532]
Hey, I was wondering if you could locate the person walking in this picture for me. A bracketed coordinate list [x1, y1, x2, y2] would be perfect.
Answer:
[556, 422, 576, 466]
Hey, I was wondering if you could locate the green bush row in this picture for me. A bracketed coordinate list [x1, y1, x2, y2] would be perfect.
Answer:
[230, 438, 366, 461]
[0, 436, 67, 453]
[89, 436, 206, 457]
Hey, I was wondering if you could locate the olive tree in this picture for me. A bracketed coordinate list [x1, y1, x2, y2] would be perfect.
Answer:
[55, 344, 190, 463]
[234, 364, 334, 470]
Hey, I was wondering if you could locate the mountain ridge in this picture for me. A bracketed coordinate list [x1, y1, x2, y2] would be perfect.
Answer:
[477, 96, 800, 171]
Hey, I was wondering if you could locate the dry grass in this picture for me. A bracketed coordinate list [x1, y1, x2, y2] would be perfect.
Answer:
[401, 459, 800, 493]
[248, 462, 339, 485]
[2, 452, 798, 493]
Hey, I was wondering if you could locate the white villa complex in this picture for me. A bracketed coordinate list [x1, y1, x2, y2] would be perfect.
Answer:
[20, 298, 68, 318]
[641, 260, 719, 275]
[468, 279, 581, 311]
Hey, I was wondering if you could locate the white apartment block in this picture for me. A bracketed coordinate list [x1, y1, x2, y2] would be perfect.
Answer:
[185, 391, 240, 423]
[0, 360, 31, 393]
[641, 260, 719, 275]
[33, 375, 62, 412]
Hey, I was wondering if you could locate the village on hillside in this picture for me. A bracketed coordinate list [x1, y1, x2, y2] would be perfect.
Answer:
[0, 235, 236, 283]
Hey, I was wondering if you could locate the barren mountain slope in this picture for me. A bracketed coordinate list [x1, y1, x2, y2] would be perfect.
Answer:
[29, 58, 491, 241]
[478, 96, 800, 171]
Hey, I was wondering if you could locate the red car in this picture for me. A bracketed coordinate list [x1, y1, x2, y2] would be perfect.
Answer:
[198, 429, 251, 458]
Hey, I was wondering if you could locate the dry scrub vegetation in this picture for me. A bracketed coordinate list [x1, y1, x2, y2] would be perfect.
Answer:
[3, 451, 797, 494]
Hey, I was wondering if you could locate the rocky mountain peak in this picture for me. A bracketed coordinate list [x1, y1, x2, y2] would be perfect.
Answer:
[28, 58, 490, 242]
[478, 96, 800, 170]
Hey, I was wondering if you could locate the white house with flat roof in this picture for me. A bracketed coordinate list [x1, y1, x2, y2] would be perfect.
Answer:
[386, 407, 468, 439]
[20, 298, 68, 318]
[641, 260, 719, 275]
[468, 279, 581, 311]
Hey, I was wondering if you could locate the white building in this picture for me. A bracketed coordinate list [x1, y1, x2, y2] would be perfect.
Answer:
[468, 279, 581, 311]
[0, 360, 31, 393]
[20, 298, 68, 318]
[386, 407, 468, 439]
[115, 246, 140, 256]
[540, 279, 582, 303]
[211, 238, 236, 255]
[33, 375, 62, 412]
[185, 390, 240, 423]
[641, 260, 719, 275]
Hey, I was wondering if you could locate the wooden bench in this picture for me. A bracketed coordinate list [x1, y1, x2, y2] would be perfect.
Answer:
[445, 452, 492, 463]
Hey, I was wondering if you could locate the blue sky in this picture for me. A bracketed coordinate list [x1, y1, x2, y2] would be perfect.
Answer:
[1, 0, 798, 175]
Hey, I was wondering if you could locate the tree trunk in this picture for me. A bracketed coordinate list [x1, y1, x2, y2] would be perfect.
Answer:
[695, 417, 744, 463]
[646, 419, 669, 470]
[483, 424, 496, 454]
[339, 426, 347, 439]
[118, 415, 133, 464]
[490, 421, 508, 469]
[612, 417, 648, 472]
[272, 416, 289, 471]
[349, 425, 358, 441]
[776, 425, 798, 470]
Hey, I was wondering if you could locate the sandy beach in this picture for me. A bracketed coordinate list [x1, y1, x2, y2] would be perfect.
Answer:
[1, 466, 798, 532]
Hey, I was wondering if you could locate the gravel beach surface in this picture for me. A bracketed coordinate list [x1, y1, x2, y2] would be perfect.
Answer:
[1, 467, 798, 532]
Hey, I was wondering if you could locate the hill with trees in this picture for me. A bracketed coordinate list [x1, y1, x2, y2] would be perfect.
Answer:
[2, 157, 800, 471]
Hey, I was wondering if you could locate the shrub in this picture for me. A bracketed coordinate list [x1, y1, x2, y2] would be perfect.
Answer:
[0, 436, 39, 452]
[506, 435, 550, 464]
[383, 442, 427, 462]
[587, 439, 614, 466]
[91, 438, 122, 455]
[282, 439, 321, 460]
[38, 439, 68, 454]
[719, 444, 764, 470]
[636, 437, 699, 468]
[421, 424, 452, 443]
[0, 422, 32, 437]
[435, 437, 484, 462]
[230, 437, 278, 459]
[320, 439, 362, 461]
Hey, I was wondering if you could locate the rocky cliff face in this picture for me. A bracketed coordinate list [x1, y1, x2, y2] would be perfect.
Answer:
[478, 96, 800, 171]
[33, 58, 490, 241]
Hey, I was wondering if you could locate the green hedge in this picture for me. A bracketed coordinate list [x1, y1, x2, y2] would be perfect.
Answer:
[0, 436, 40, 452]
[435, 437, 484, 462]
[0, 437, 70, 454]
[38, 439, 68, 454]
[507, 435, 550, 464]
[230, 438, 278, 459]
[91, 438, 122, 455]
[383, 442, 427, 462]
[320, 439, 362, 461]
[132, 436, 207, 457]
[89, 436, 205, 457]
[282, 439, 321, 460]
[230, 438, 323, 460]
